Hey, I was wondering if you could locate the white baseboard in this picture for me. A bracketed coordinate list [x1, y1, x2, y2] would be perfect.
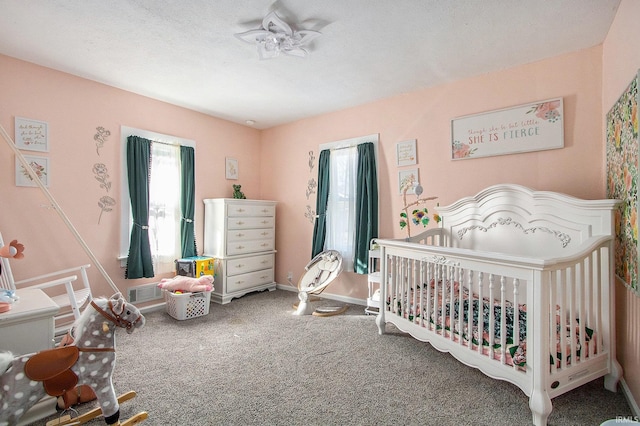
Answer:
[139, 302, 166, 314]
[276, 283, 366, 306]
[621, 377, 640, 418]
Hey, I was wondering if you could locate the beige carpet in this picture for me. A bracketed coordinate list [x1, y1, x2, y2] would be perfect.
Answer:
[36, 290, 632, 425]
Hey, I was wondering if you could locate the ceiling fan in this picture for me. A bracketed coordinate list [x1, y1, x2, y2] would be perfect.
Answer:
[235, 11, 321, 60]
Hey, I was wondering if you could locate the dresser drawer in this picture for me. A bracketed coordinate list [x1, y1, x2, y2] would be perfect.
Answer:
[227, 228, 274, 242]
[226, 254, 274, 277]
[227, 216, 275, 230]
[227, 269, 274, 293]
[227, 239, 275, 256]
[227, 203, 276, 217]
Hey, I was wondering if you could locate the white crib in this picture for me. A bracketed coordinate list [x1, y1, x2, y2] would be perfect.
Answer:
[375, 184, 622, 425]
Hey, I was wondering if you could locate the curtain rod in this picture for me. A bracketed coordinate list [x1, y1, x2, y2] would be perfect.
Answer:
[322, 141, 375, 152]
[127, 135, 182, 147]
[327, 145, 358, 152]
[331, 145, 354, 151]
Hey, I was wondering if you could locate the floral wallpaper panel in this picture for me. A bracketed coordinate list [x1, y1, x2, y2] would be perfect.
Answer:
[606, 71, 639, 294]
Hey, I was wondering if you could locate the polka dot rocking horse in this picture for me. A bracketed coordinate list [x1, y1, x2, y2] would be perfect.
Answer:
[0, 293, 147, 426]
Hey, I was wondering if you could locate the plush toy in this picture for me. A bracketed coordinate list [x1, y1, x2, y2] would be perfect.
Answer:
[158, 274, 214, 293]
[232, 184, 246, 199]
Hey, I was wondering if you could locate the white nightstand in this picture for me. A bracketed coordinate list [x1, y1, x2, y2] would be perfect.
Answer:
[0, 287, 59, 354]
[0, 288, 60, 425]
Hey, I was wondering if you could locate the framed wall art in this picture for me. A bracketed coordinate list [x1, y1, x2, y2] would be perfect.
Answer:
[606, 70, 639, 295]
[451, 98, 564, 160]
[225, 157, 238, 180]
[15, 116, 49, 152]
[396, 139, 417, 166]
[398, 168, 419, 195]
[16, 154, 49, 187]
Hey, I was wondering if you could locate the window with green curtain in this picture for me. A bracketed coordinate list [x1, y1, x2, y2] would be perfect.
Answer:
[180, 145, 197, 258]
[311, 136, 378, 274]
[122, 129, 196, 278]
[354, 142, 378, 274]
[311, 149, 330, 258]
[125, 136, 154, 278]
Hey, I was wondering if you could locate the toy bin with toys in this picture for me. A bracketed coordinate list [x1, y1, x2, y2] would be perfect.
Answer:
[164, 290, 212, 320]
[175, 256, 215, 278]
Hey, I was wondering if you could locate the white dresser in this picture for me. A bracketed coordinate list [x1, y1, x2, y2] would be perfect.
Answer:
[203, 198, 277, 304]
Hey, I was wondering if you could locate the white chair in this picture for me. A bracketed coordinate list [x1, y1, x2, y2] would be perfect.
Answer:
[0, 232, 93, 334]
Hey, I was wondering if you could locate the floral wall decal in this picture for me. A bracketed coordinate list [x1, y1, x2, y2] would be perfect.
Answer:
[97, 196, 116, 225]
[90, 126, 115, 224]
[93, 163, 112, 192]
[94, 126, 111, 155]
[305, 205, 316, 224]
[305, 150, 317, 224]
[306, 178, 317, 199]
[308, 150, 315, 172]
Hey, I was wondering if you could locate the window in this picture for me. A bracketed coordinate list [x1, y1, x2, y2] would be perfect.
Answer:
[312, 134, 379, 274]
[325, 146, 358, 271]
[119, 127, 196, 278]
[148, 142, 181, 274]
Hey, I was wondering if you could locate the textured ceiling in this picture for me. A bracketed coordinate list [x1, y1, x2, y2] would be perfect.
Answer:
[0, 0, 621, 129]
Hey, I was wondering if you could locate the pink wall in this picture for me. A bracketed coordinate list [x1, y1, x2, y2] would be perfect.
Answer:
[0, 54, 262, 298]
[602, 0, 640, 412]
[262, 45, 604, 300]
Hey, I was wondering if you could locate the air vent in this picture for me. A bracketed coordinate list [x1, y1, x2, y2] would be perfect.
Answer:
[128, 283, 163, 303]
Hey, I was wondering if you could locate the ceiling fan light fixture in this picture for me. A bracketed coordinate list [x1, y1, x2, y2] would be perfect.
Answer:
[235, 12, 321, 59]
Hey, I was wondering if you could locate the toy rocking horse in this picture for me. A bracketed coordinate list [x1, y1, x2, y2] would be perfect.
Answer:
[0, 293, 147, 426]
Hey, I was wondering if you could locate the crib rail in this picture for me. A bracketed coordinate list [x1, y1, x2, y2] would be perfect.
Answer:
[375, 236, 615, 399]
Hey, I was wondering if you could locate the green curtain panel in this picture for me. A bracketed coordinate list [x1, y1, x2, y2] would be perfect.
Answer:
[125, 136, 154, 278]
[311, 149, 331, 258]
[180, 146, 197, 258]
[354, 142, 378, 274]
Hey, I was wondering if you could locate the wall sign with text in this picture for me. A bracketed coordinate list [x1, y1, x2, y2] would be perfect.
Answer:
[451, 98, 564, 160]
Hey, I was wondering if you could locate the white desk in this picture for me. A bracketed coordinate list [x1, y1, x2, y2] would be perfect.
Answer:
[0, 288, 59, 354]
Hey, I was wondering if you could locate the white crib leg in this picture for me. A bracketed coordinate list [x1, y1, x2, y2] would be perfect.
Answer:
[529, 389, 552, 426]
[375, 311, 385, 335]
[604, 358, 623, 392]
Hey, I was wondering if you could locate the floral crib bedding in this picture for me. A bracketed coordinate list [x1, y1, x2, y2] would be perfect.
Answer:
[388, 279, 595, 369]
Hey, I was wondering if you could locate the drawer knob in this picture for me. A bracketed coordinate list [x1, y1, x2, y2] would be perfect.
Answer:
[261, 243, 268, 247]
[261, 208, 269, 213]
[236, 233, 244, 237]
[261, 220, 269, 224]
[236, 221, 244, 225]
[261, 232, 268, 236]
[237, 280, 244, 284]
[237, 208, 245, 213]
[236, 245, 244, 249]
[235, 264, 244, 268]
[261, 260, 268, 264]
